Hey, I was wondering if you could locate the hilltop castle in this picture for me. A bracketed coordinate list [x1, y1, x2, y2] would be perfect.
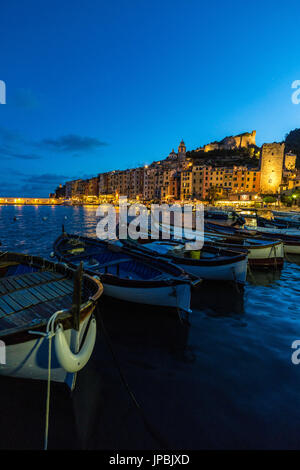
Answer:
[197, 130, 256, 152]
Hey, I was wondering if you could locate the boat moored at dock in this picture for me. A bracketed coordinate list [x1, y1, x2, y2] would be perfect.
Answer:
[257, 215, 300, 230]
[0, 252, 103, 390]
[204, 221, 300, 256]
[53, 233, 193, 314]
[204, 225, 284, 268]
[272, 210, 300, 221]
[122, 236, 248, 285]
[243, 226, 300, 255]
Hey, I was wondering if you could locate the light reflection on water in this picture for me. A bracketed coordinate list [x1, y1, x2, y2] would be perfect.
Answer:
[0, 205, 99, 255]
[0, 205, 300, 449]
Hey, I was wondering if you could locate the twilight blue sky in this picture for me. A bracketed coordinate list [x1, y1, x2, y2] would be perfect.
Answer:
[1, 0, 300, 196]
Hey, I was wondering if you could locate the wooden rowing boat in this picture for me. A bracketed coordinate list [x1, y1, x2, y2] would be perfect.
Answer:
[243, 226, 300, 255]
[272, 210, 300, 221]
[122, 235, 248, 285]
[0, 252, 103, 390]
[205, 221, 300, 256]
[257, 215, 300, 230]
[53, 233, 193, 314]
[204, 225, 284, 268]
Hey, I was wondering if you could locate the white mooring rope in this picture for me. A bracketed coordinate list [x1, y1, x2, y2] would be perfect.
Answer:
[29, 309, 66, 450]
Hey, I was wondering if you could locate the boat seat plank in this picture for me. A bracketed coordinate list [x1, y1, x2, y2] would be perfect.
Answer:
[27, 286, 48, 302]
[2, 280, 73, 312]
[0, 290, 73, 331]
[33, 280, 73, 301]
[5, 278, 22, 290]
[1, 294, 23, 312]
[30, 284, 54, 301]
[24, 295, 72, 326]
[6, 291, 29, 309]
[14, 287, 40, 304]
[9, 277, 27, 289]
[11, 275, 32, 288]
[0, 279, 16, 292]
[8, 276, 26, 289]
[0, 261, 77, 332]
[54, 280, 73, 294]
[0, 293, 74, 336]
[56, 281, 72, 295]
[43, 285, 65, 298]
[0, 298, 14, 315]
[43, 281, 68, 297]
[12, 277, 28, 288]
[38, 283, 62, 300]
[9, 290, 37, 309]
[0, 271, 67, 295]
[0, 275, 28, 292]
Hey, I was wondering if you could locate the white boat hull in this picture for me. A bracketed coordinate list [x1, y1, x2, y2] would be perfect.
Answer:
[283, 244, 300, 255]
[0, 314, 93, 390]
[244, 226, 300, 255]
[206, 234, 284, 264]
[176, 257, 248, 284]
[247, 242, 284, 265]
[141, 222, 247, 283]
[102, 282, 191, 313]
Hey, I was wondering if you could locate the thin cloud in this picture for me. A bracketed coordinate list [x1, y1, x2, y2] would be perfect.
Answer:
[21, 172, 94, 185]
[22, 173, 71, 185]
[0, 128, 109, 161]
[0, 146, 42, 160]
[40, 134, 108, 153]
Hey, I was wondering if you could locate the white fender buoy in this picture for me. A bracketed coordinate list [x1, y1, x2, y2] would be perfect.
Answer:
[54, 317, 97, 373]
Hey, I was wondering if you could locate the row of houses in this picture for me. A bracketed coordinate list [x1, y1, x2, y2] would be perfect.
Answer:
[53, 139, 299, 203]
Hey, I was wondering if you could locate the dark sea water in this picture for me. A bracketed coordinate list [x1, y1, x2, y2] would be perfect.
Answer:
[0, 204, 300, 450]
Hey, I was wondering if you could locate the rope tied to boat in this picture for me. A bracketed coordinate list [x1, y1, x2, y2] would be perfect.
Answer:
[267, 243, 278, 270]
[28, 309, 66, 451]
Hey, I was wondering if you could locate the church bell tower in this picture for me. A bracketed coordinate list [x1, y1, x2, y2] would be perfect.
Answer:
[178, 139, 186, 159]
